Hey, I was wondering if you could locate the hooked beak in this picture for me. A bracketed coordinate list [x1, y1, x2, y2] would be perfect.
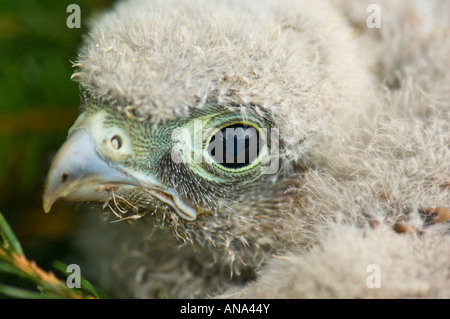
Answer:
[43, 113, 197, 221]
[43, 128, 140, 213]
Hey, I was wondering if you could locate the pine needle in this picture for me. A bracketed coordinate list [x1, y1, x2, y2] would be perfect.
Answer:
[0, 284, 63, 299]
[0, 211, 108, 299]
[0, 212, 24, 256]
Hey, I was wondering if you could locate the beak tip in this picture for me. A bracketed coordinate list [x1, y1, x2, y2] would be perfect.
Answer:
[43, 183, 57, 213]
[43, 205, 51, 214]
[43, 195, 53, 213]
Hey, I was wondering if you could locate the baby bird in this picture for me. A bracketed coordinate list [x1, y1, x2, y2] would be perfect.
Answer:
[43, 0, 450, 298]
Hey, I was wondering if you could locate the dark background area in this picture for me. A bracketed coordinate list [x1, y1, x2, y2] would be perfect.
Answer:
[0, 0, 117, 294]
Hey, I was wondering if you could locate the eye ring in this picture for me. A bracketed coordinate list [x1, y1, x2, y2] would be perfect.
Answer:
[205, 122, 266, 172]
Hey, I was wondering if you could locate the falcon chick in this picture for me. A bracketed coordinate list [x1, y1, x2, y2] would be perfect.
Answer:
[43, 0, 450, 298]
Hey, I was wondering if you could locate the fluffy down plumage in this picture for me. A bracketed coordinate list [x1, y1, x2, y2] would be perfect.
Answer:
[57, 0, 449, 298]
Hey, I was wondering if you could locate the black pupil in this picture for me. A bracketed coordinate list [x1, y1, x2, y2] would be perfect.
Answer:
[207, 124, 261, 169]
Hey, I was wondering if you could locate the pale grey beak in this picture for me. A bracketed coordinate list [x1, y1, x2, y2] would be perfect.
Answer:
[43, 128, 139, 213]
[43, 112, 197, 221]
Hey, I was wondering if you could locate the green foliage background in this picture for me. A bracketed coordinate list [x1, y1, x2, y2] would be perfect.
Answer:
[0, 0, 116, 295]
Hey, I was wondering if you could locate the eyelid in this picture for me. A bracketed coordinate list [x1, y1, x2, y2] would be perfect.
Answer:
[205, 121, 260, 147]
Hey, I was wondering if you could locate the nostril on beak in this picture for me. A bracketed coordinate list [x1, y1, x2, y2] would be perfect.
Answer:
[61, 173, 69, 183]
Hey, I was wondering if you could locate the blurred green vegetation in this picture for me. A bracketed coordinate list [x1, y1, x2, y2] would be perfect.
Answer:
[0, 0, 116, 294]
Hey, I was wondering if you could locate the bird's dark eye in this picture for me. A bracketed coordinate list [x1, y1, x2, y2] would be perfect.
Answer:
[207, 124, 261, 169]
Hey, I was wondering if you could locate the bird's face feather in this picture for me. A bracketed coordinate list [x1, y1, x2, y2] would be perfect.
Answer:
[44, 102, 292, 227]
[43, 0, 372, 268]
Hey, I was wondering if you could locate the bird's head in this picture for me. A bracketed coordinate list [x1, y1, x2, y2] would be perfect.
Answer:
[44, 101, 285, 221]
[43, 0, 371, 267]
